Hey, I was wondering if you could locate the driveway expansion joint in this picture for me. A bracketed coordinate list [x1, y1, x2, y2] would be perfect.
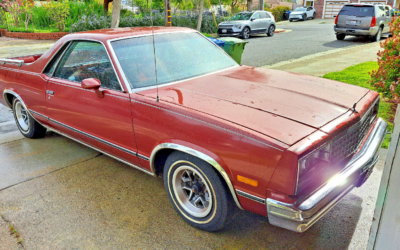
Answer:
[0, 152, 102, 193]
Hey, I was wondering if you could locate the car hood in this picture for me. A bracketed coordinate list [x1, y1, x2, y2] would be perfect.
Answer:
[219, 20, 248, 25]
[290, 11, 305, 15]
[137, 66, 369, 145]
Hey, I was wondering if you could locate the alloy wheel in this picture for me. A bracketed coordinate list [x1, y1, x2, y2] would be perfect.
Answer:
[172, 165, 213, 218]
[243, 28, 250, 39]
[376, 28, 382, 42]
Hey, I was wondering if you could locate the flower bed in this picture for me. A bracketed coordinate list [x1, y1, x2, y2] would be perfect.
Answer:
[0, 28, 67, 39]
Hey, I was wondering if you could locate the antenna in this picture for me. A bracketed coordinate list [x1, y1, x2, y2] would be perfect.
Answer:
[149, 1, 160, 102]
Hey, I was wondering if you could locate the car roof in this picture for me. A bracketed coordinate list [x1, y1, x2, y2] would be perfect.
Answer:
[62, 26, 194, 44]
[344, 3, 385, 6]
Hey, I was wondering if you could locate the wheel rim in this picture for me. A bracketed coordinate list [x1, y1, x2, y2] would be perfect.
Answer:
[269, 26, 275, 35]
[377, 28, 382, 41]
[244, 28, 249, 39]
[15, 101, 29, 131]
[172, 165, 213, 218]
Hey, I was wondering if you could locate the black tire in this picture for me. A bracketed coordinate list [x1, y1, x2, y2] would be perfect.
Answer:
[336, 33, 346, 40]
[163, 151, 236, 232]
[12, 98, 46, 138]
[302, 14, 306, 21]
[289, 19, 293, 22]
[312, 12, 316, 19]
[241, 27, 250, 39]
[371, 27, 383, 42]
[267, 25, 275, 37]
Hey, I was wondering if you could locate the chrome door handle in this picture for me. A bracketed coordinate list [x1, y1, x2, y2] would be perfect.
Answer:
[46, 90, 54, 95]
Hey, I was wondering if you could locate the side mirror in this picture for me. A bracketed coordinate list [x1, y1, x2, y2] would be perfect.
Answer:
[82, 78, 103, 98]
[250, 18, 255, 21]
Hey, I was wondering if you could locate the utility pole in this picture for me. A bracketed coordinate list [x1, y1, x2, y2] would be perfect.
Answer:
[218, 0, 223, 15]
[259, 0, 264, 10]
[165, 0, 171, 26]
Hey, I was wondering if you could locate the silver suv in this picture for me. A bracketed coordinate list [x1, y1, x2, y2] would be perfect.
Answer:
[217, 11, 276, 39]
[334, 4, 393, 42]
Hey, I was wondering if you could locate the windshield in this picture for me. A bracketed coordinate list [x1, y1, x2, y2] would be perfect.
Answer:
[229, 12, 253, 20]
[339, 6, 374, 16]
[294, 8, 307, 11]
[111, 32, 237, 89]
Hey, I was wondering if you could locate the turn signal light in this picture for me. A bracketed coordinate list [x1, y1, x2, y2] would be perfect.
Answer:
[335, 15, 339, 25]
[371, 17, 376, 27]
[237, 175, 258, 187]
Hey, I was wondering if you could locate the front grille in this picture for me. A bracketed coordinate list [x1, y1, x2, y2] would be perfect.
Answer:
[217, 28, 234, 34]
[329, 100, 378, 164]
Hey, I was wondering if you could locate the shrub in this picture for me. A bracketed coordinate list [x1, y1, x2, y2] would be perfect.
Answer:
[44, 1, 70, 31]
[268, 5, 290, 22]
[71, 13, 228, 34]
[70, 14, 111, 33]
[370, 17, 400, 100]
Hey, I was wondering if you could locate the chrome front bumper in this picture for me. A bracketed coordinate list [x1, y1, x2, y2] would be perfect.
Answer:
[266, 118, 387, 233]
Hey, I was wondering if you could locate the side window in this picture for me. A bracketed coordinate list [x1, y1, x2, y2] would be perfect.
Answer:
[54, 41, 121, 91]
[252, 12, 260, 19]
[265, 13, 271, 18]
[378, 6, 385, 16]
[385, 6, 390, 16]
[43, 42, 70, 76]
[260, 12, 267, 19]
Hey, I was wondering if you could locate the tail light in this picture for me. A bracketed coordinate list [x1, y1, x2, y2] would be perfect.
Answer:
[371, 16, 376, 27]
[335, 15, 339, 24]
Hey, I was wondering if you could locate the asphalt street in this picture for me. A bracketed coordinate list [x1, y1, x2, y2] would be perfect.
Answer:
[242, 19, 375, 67]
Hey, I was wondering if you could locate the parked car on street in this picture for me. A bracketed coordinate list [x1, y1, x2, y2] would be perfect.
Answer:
[217, 11, 276, 39]
[334, 4, 393, 42]
[0, 27, 387, 233]
[289, 6, 316, 21]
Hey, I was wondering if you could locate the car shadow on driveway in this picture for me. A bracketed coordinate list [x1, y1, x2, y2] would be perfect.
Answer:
[323, 37, 378, 48]
[0, 134, 362, 249]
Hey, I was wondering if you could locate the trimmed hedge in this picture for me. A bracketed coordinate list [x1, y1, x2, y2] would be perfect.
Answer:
[71, 13, 228, 34]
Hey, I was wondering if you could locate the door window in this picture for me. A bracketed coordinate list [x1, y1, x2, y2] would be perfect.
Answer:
[260, 12, 267, 18]
[54, 41, 121, 91]
[252, 12, 260, 19]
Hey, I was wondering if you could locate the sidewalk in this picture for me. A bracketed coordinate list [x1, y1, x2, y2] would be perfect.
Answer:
[263, 41, 382, 76]
[0, 37, 55, 58]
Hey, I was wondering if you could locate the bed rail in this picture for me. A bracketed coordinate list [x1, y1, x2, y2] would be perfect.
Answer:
[0, 59, 24, 67]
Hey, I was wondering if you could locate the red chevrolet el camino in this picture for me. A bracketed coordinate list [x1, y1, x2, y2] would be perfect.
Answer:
[0, 27, 387, 232]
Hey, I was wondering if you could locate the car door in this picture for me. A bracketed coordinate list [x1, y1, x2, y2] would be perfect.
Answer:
[260, 12, 271, 31]
[306, 7, 313, 18]
[45, 40, 142, 167]
[250, 12, 263, 33]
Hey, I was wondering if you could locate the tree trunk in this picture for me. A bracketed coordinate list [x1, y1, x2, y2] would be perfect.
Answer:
[111, 0, 121, 28]
[196, 0, 204, 31]
[247, 0, 252, 11]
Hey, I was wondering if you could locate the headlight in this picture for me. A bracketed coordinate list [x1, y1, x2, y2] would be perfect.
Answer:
[297, 142, 332, 193]
[233, 25, 242, 29]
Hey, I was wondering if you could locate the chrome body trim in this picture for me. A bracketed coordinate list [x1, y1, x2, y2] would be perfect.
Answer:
[236, 189, 265, 204]
[150, 143, 244, 210]
[295, 96, 380, 195]
[106, 30, 239, 93]
[267, 118, 387, 232]
[44, 125, 154, 176]
[138, 154, 150, 161]
[0, 59, 24, 67]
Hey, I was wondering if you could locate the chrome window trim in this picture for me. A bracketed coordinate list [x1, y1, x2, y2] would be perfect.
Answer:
[106, 30, 239, 93]
[44, 38, 126, 93]
[43, 41, 72, 78]
[236, 189, 265, 204]
[295, 96, 380, 195]
[150, 143, 244, 210]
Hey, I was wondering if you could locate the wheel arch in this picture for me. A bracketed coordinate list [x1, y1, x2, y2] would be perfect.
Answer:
[3, 89, 24, 109]
[150, 143, 244, 210]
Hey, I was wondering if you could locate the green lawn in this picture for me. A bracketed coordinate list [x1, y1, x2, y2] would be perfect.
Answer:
[323, 61, 395, 148]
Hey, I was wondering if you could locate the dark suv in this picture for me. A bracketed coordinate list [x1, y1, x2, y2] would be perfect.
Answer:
[334, 4, 393, 42]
